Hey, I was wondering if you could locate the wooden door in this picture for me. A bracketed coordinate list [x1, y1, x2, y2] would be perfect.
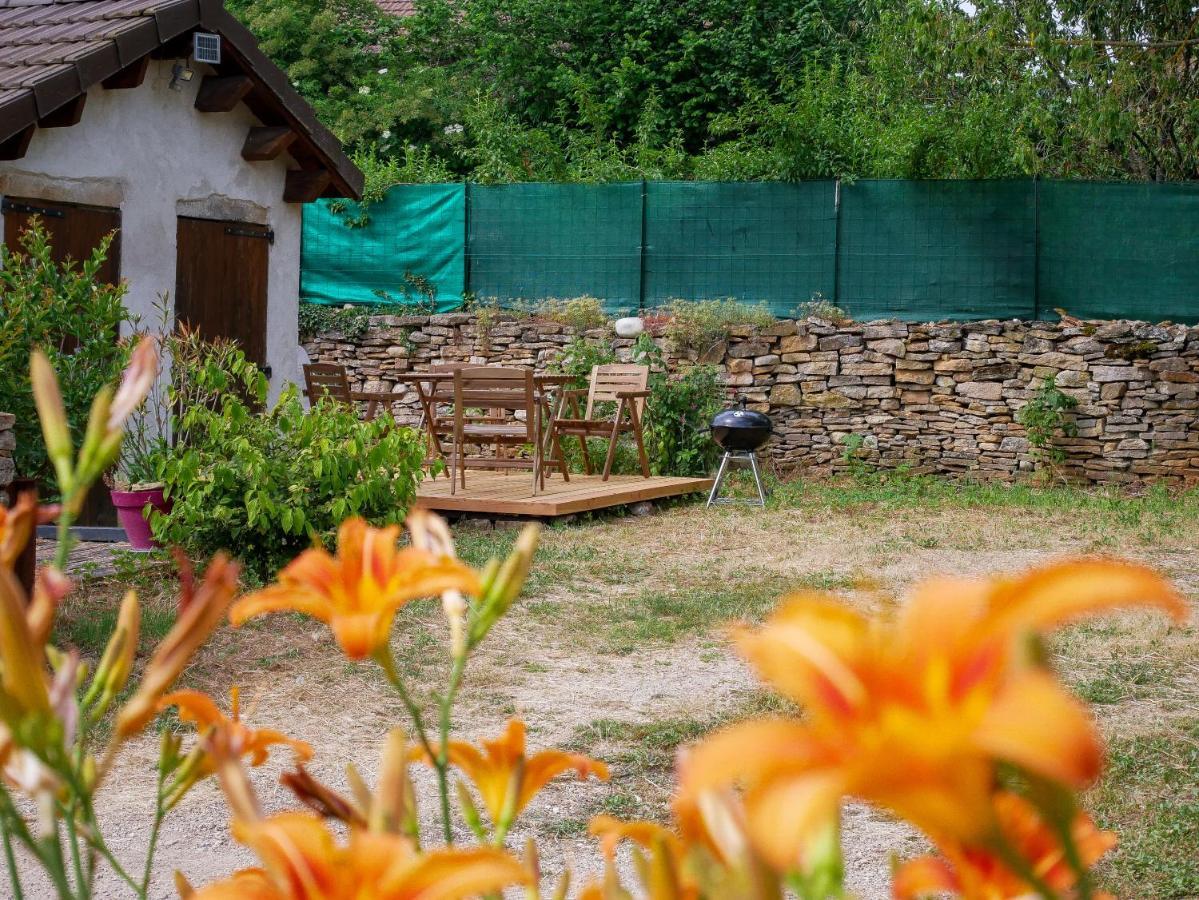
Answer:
[175, 217, 271, 368]
[3, 197, 122, 527]
[2, 197, 121, 284]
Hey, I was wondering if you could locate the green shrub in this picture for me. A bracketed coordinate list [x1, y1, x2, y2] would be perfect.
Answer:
[533, 297, 609, 332]
[298, 302, 378, 341]
[633, 335, 723, 477]
[0, 221, 130, 486]
[548, 336, 617, 390]
[1016, 376, 1079, 473]
[153, 345, 425, 582]
[660, 299, 775, 352]
[796, 293, 851, 325]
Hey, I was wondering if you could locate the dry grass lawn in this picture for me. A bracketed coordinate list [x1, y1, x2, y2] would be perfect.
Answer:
[41, 473, 1199, 898]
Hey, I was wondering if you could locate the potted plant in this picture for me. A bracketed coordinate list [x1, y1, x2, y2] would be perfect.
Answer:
[107, 437, 170, 551]
[107, 309, 173, 550]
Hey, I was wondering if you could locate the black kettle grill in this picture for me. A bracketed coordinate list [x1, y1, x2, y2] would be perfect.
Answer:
[707, 397, 772, 508]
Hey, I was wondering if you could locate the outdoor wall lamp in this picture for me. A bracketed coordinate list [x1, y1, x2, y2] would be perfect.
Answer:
[169, 61, 195, 92]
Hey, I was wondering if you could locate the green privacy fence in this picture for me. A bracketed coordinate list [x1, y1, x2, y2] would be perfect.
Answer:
[644, 181, 836, 313]
[301, 184, 465, 310]
[468, 183, 643, 306]
[302, 179, 1199, 322]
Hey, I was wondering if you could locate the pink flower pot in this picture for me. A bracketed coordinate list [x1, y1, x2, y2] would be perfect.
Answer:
[110, 488, 171, 551]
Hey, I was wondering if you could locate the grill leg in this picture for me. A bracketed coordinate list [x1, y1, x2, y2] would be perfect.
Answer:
[706, 452, 732, 508]
[748, 451, 767, 507]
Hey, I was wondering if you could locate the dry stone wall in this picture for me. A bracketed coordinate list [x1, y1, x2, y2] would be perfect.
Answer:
[0, 413, 14, 491]
[303, 314, 1199, 486]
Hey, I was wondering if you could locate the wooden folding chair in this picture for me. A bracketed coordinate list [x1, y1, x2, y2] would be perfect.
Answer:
[552, 364, 651, 480]
[450, 367, 567, 495]
[303, 363, 385, 420]
[414, 364, 463, 476]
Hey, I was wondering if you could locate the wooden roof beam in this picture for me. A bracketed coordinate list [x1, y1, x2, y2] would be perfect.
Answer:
[283, 168, 331, 203]
[242, 125, 296, 161]
[39, 94, 86, 128]
[0, 125, 35, 161]
[194, 75, 253, 113]
[102, 56, 150, 90]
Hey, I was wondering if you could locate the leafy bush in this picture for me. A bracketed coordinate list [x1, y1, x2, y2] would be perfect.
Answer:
[298, 302, 378, 341]
[660, 299, 775, 353]
[548, 336, 617, 390]
[796, 292, 851, 325]
[1016, 376, 1079, 474]
[0, 221, 130, 486]
[633, 335, 723, 477]
[153, 345, 425, 581]
[532, 297, 609, 332]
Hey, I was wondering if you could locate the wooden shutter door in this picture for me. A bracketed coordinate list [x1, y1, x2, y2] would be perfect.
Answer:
[175, 217, 271, 368]
[2, 197, 121, 284]
[3, 197, 122, 527]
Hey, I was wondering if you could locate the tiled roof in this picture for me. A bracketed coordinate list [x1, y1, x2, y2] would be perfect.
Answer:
[373, 0, 415, 16]
[0, 0, 363, 199]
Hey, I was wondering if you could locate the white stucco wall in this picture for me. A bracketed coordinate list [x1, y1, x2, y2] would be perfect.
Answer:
[0, 60, 303, 400]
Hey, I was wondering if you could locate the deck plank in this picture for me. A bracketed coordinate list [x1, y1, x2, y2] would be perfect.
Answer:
[415, 471, 712, 517]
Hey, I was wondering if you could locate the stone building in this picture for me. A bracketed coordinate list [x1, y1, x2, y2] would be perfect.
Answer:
[0, 0, 363, 396]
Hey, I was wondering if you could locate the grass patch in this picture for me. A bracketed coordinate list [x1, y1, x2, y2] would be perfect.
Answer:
[770, 471, 1199, 546]
[1089, 719, 1199, 897]
[55, 583, 176, 661]
[570, 690, 796, 770]
[1075, 657, 1174, 705]
[599, 575, 794, 653]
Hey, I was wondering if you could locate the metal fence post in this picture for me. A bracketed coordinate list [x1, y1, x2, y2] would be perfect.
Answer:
[637, 178, 648, 312]
[463, 181, 472, 301]
[831, 178, 843, 307]
[1032, 175, 1041, 321]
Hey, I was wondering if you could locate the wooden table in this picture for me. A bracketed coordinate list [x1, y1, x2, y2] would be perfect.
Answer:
[401, 370, 575, 489]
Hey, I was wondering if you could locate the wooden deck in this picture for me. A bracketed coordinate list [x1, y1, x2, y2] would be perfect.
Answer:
[415, 471, 713, 517]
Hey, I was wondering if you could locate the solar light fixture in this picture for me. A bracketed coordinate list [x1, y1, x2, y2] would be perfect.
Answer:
[168, 61, 194, 92]
[193, 31, 221, 65]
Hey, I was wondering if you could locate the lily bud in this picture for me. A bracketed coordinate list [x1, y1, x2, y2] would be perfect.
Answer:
[74, 385, 114, 492]
[471, 524, 540, 647]
[281, 765, 366, 828]
[115, 554, 238, 740]
[370, 728, 418, 839]
[107, 337, 158, 435]
[26, 566, 71, 646]
[0, 492, 40, 570]
[0, 568, 50, 719]
[495, 754, 526, 840]
[30, 350, 73, 493]
[457, 777, 485, 840]
[174, 870, 195, 899]
[86, 591, 140, 717]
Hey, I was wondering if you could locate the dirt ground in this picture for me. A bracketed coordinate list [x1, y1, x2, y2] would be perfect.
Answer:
[21, 487, 1199, 898]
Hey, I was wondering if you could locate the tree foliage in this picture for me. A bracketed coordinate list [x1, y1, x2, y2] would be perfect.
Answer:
[230, 0, 1199, 184]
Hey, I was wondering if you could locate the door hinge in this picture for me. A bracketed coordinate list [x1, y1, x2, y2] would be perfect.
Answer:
[2, 199, 65, 218]
[224, 226, 274, 244]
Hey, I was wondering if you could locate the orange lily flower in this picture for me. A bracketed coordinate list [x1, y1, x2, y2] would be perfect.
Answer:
[159, 688, 313, 807]
[682, 558, 1184, 870]
[0, 567, 51, 723]
[230, 518, 482, 661]
[115, 553, 241, 739]
[0, 492, 56, 569]
[413, 719, 609, 832]
[190, 811, 529, 900]
[892, 792, 1117, 900]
